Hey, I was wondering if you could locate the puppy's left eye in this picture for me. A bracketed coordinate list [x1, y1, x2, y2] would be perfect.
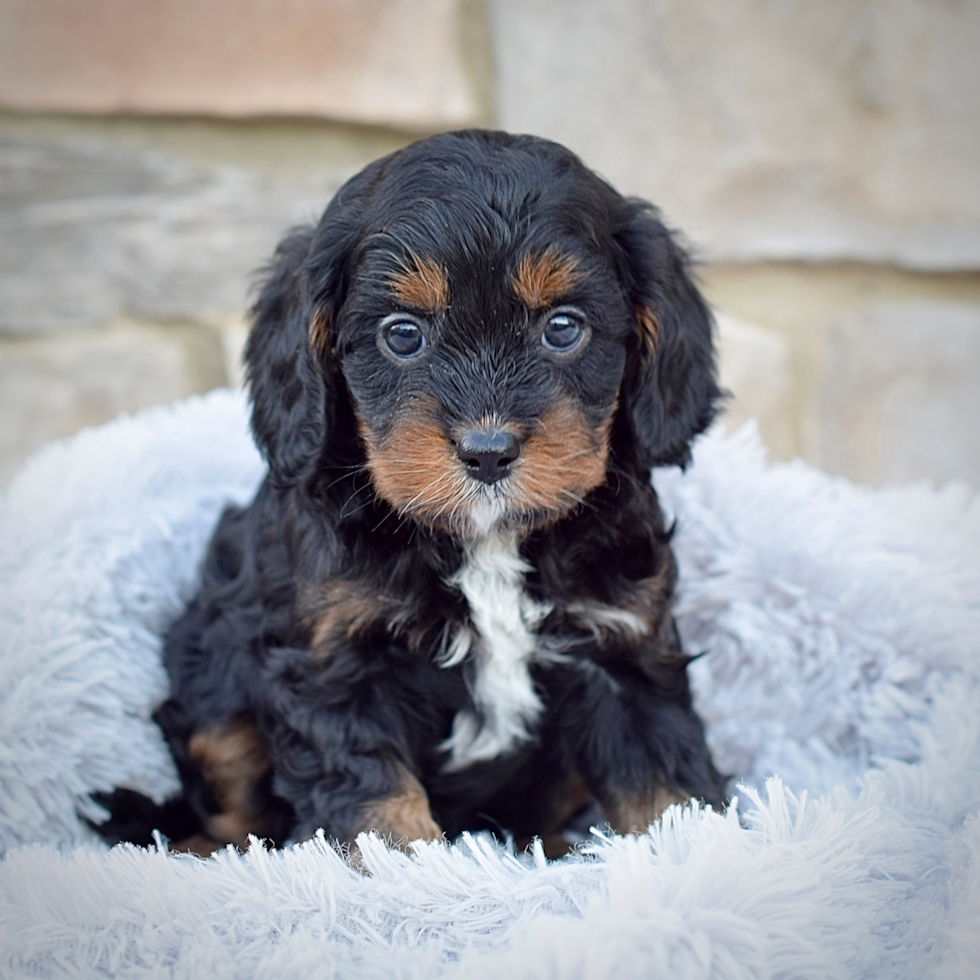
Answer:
[383, 320, 425, 357]
[542, 311, 586, 352]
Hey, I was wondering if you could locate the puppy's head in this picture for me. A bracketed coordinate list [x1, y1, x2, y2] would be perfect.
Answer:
[247, 131, 718, 537]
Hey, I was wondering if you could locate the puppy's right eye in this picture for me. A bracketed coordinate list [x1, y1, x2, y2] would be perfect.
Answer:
[383, 320, 425, 357]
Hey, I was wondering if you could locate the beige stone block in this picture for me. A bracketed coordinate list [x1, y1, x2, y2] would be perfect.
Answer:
[714, 312, 793, 461]
[701, 262, 980, 486]
[0, 0, 483, 128]
[818, 302, 980, 487]
[0, 111, 415, 184]
[0, 134, 330, 334]
[0, 324, 225, 486]
[492, 0, 980, 269]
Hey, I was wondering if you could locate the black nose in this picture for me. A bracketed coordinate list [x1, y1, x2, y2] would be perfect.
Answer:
[455, 428, 521, 485]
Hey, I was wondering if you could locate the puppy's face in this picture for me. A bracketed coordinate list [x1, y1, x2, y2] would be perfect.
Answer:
[247, 132, 717, 529]
[319, 149, 643, 537]
[334, 241, 631, 537]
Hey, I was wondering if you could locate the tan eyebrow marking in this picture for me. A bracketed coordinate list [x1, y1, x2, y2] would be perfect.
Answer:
[387, 254, 450, 313]
[511, 248, 584, 309]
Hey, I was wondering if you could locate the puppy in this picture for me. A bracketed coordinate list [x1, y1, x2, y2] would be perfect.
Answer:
[97, 129, 727, 855]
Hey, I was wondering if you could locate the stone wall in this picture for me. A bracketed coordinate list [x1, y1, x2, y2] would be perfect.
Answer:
[491, 0, 980, 487]
[0, 114, 411, 484]
[1, 0, 977, 488]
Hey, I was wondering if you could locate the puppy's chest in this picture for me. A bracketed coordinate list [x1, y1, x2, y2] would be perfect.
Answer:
[438, 532, 552, 771]
[436, 533, 657, 769]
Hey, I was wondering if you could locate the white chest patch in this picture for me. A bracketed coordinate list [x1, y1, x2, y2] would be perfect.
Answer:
[440, 532, 552, 771]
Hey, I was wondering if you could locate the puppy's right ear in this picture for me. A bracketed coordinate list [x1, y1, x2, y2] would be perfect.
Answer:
[245, 213, 360, 485]
[246, 227, 325, 484]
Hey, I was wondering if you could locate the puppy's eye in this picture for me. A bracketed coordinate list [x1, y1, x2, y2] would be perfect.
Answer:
[542, 312, 586, 352]
[383, 320, 425, 357]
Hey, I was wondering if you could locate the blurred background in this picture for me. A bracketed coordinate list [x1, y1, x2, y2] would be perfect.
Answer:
[1, 0, 977, 489]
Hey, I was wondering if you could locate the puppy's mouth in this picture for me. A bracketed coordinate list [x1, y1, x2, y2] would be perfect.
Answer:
[359, 399, 613, 538]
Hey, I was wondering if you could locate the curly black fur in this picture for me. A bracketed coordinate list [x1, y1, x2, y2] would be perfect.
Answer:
[93, 130, 727, 853]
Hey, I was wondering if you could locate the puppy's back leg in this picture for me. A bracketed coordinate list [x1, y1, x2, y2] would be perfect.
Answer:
[177, 716, 293, 854]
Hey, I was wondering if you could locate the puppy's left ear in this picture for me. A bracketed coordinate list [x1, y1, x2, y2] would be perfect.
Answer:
[615, 201, 720, 469]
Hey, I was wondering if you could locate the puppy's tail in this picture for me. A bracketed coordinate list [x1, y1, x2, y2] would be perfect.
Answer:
[85, 788, 202, 847]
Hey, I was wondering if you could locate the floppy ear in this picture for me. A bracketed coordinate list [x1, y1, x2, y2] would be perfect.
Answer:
[245, 219, 356, 486]
[245, 226, 323, 484]
[615, 201, 720, 470]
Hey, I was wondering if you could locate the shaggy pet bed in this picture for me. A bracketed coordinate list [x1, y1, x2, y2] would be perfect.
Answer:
[1, 389, 978, 979]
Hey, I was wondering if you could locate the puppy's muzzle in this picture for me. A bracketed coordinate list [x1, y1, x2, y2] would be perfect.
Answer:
[454, 428, 521, 486]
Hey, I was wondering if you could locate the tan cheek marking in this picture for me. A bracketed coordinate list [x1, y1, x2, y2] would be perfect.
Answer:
[353, 766, 444, 848]
[388, 254, 449, 313]
[636, 306, 659, 357]
[604, 787, 689, 835]
[359, 401, 467, 529]
[510, 398, 613, 517]
[187, 720, 274, 848]
[512, 249, 584, 309]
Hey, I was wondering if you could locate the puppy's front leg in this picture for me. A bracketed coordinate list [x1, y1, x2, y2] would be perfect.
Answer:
[351, 763, 444, 846]
[270, 732, 443, 848]
[265, 669, 444, 848]
[564, 655, 726, 835]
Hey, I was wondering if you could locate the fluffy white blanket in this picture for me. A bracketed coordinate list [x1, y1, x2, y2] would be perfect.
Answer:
[0, 390, 978, 979]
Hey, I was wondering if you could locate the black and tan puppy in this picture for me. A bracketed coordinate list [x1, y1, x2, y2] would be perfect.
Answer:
[96, 129, 727, 856]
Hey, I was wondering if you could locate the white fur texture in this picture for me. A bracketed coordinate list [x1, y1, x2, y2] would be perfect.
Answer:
[1, 390, 978, 978]
[441, 532, 551, 769]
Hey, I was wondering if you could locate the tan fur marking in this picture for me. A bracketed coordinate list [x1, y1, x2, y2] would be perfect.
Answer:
[547, 772, 595, 830]
[514, 773, 595, 858]
[307, 577, 434, 656]
[515, 833, 578, 860]
[188, 720, 273, 848]
[617, 568, 674, 634]
[309, 306, 332, 355]
[359, 398, 469, 532]
[509, 398, 613, 521]
[360, 395, 614, 534]
[354, 766, 444, 848]
[512, 249, 584, 309]
[605, 787, 688, 835]
[310, 580, 382, 649]
[636, 306, 660, 357]
[562, 562, 683, 671]
[169, 833, 227, 857]
[388, 254, 449, 313]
